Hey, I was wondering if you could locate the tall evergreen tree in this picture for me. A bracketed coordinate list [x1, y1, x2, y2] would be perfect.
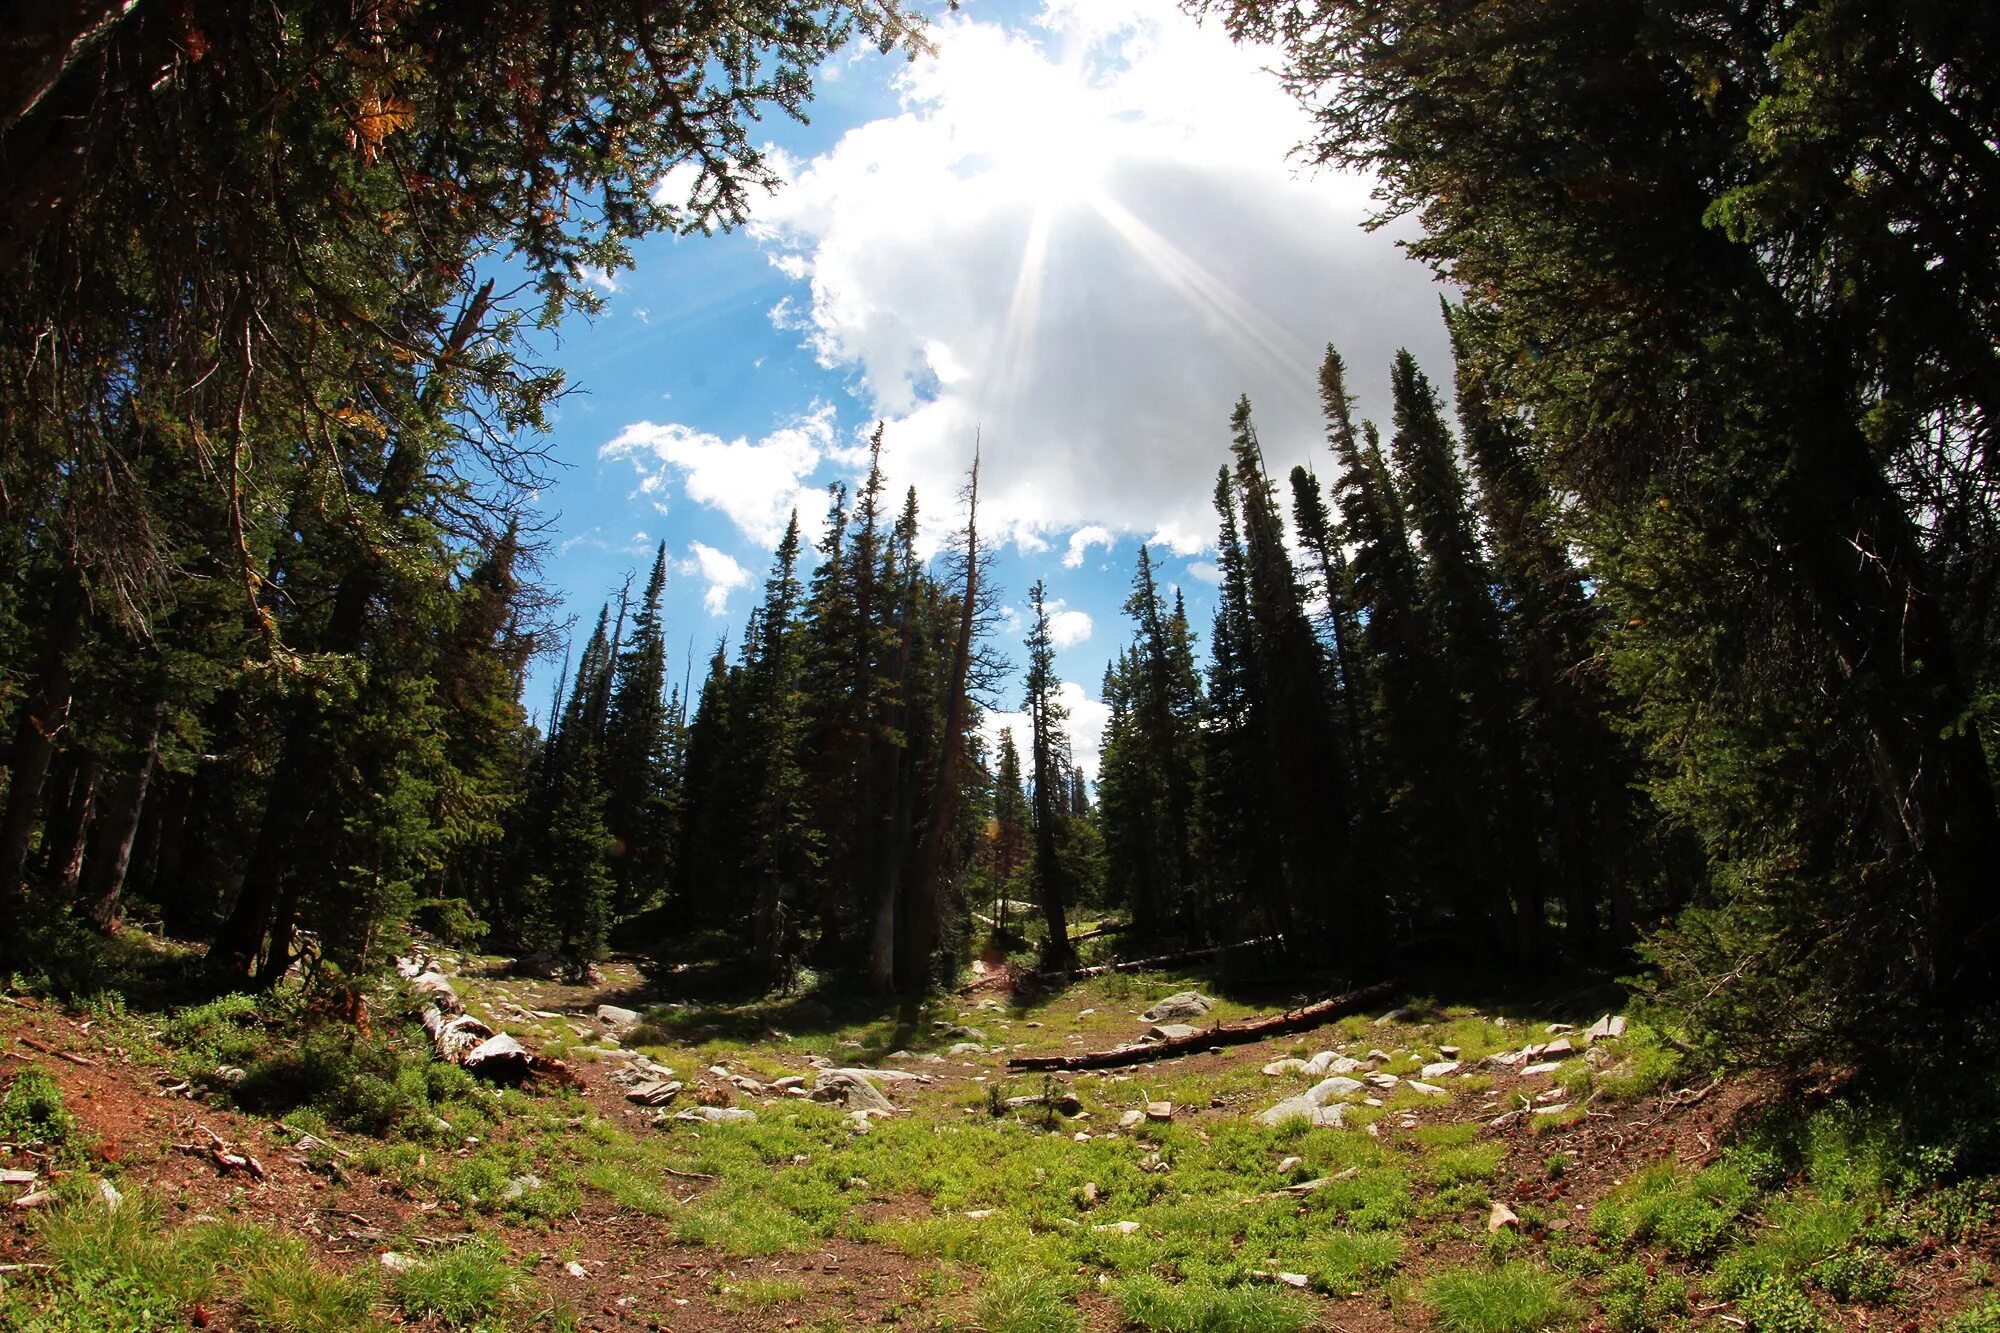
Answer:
[1023, 580, 1075, 965]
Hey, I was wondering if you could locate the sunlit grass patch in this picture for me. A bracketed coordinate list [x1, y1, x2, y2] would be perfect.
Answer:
[1302, 1230, 1403, 1292]
[1425, 1261, 1578, 1333]
[389, 1238, 534, 1328]
[975, 1271, 1084, 1333]
[242, 1248, 381, 1333]
[712, 1275, 808, 1309]
[1117, 1275, 1311, 1333]
[1591, 1159, 1757, 1259]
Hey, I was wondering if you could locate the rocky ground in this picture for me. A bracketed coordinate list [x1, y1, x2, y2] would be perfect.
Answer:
[1, 950, 1996, 1331]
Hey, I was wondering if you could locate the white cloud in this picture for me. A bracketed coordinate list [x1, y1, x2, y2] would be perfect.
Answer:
[982, 681, 1114, 783]
[578, 264, 619, 294]
[746, 0, 1452, 556]
[1049, 608, 1093, 649]
[1063, 524, 1114, 568]
[1187, 560, 1222, 585]
[600, 405, 837, 548]
[682, 542, 750, 616]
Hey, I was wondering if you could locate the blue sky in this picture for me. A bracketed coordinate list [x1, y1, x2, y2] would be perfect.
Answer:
[515, 0, 1452, 773]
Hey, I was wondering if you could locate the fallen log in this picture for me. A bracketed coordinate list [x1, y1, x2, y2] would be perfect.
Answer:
[395, 955, 579, 1088]
[1024, 935, 1285, 985]
[1005, 981, 1398, 1072]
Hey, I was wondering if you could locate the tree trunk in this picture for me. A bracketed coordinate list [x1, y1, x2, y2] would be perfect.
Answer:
[79, 695, 164, 930]
[39, 747, 98, 895]
[0, 563, 87, 923]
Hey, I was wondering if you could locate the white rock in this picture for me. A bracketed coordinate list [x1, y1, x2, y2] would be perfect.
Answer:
[1520, 1062, 1563, 1077]
[380, 1252, 416, 1274]
[565, 1261, 589, 1278]
[1276, 1155, 1303, 1174]
[949, 1043, 985, 1056]
[1488, 1202, 1520, 1232]
[811, 1070, 897, 1114]
[1421, 1061, 1461, 1079]
[1532, 1102, 1571, 1116]
[1119, 1109, 1146, 1129]
[1406, 1080, 1448, 1097]
[1545, 1023, 1575, 1034]
[1262, 1058, 1311, 1077]
[1093, 1220, 1142, 1235]
[95, 1178, 122, 1211]
[1365, 1072, 1400, 1089]
[1256, 1097, 1346, 1128]
[1147, 1023, 1202, 1041]
[1277, 1272, 1309, 1288]
[966, 1208, 996, 1219]
[1145, 1102, 1174, 1121]
[1585, 1014, 1627, 1043]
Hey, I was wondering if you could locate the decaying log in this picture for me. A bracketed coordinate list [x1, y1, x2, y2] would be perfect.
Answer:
[395, 955, 578, 1087]
[1005, 980, 1398, 1072]
[1023, 935, 1286, 985]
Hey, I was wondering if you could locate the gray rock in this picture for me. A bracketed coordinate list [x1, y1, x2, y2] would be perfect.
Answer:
[949, 1042, 985, 1056]
[943, 1025, 986, 1041]
[811, 1069, 897, 1115]
[1584, 1014, 1627, 1043]
[1142, 991, 1214, 1023]
[502, 1173, 543, 1201]
[1147, 1022, 1202, 1041]
[1305, 1076, 1365, 1104]
[1406, 1080, 1448, 1097]
[1421, 1060, 1461, 1079]
[624, 1078, 682, 1106]
[596, 1003, 643, 1031]
[695, 1106, 758, 1123]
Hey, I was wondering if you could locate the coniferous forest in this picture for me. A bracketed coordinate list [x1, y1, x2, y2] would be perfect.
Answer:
[3, 3, 2000, 1330]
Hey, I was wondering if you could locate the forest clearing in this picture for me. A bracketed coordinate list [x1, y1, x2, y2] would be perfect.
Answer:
[6, 1, 2000, 1329]
[3, 938, 1998, 1332]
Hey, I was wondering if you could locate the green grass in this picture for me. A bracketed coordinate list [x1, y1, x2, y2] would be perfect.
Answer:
[1425, 1262, 1578, 1333]
[1117, 1276, 1310, 1333]
[1590, 1159, 1757, 1259]
[1941, 1297, 2000, 1333]
[1599, 1261, 1687, 1333]
[389, 1239, 537, 1329]
[975, 1271, 1084, 1333]
[713, 1275, 810, 1309]
[0, 1067, 82, 1163]
[0, 1191, 387, 1333]
[1302, 1231, 1402, 1292]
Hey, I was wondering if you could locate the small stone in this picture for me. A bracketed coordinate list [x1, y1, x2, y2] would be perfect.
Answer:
[1078, 1008, 1095, 1018]
[1080, 1182, 1099, 1205]
[772, 1075, 806, 1091]
[1421, 1061, 1461, 1079]
[949, 1042, 985, 1056]
[1119, 1109, 1145, 1129]
[1073, 1131, 1091, 1143]
[1276, 1155, 1303, 1174]
[1367, 1049, 1393, 1063]
[1262, 1058, 1310, 1076]
[1534, 1086, 1568, 1103]
[1407, 1080, 1448, 1097]
[564, 1261, 589, 1279]
[1438, 1045, 1461, 1058]
[698, 1106, 757, 1123]
[1545, 1023, 1576, 1035]
[1365, 1072, 1399, 1089]
[1488, 1202, 1520, 1232]
[811, 1070, 897, 1115]
[1374, 1008, 1414, 1026]
[211, 1065, 247, 1086]
[943, 1025, 986, 1041]
[1541, 1038, 1576, 1058]
[380, 1252, 416, 1274]
[1147, 1023, 1202, 1041]
[1520, 1062, 1563, 1077]
[1533, 1102, 1571, 1116]
[1277, 1272, 1309, 1289]
[502, 1173, 543, 1201]
[1093, 1220, 1142, 1235]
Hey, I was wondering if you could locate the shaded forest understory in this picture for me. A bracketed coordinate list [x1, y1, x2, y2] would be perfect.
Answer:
[5, 0, 2000, 1328]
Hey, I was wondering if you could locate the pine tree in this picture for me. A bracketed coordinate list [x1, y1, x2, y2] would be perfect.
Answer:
[1023, 581, 1075, 965]
[603, 543, 676, 917]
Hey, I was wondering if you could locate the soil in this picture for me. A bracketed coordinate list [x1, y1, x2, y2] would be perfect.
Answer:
[3, 974, 1995, 1332]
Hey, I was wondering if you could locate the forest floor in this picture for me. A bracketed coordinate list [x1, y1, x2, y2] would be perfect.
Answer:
[2, 937, 1998, 1332]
